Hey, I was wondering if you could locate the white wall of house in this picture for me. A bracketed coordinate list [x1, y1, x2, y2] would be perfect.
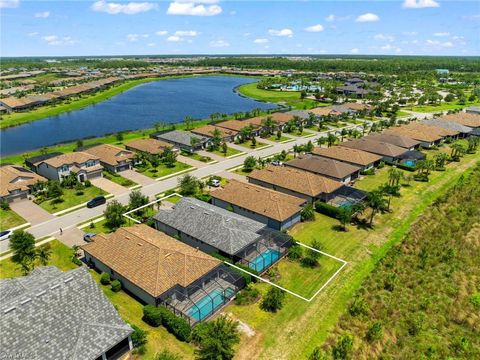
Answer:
[36, 163, 61, 181]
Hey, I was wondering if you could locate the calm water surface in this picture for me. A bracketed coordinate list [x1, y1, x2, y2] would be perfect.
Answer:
[1, 76, 276, 156]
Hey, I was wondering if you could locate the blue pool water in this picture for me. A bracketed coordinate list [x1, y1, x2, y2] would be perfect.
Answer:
[188, 288, 234, 322]
[403, 160, 416, 167]
[248, 249, 281, 272]
[338, 200, 355, 209]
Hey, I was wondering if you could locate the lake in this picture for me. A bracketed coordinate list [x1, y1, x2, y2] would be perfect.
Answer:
[0, 76, 276, 156]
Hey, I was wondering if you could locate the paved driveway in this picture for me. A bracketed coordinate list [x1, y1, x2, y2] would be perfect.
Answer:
[10, 199, 54, 225]
[56, 227, 87, 248]
[90, 177, 128, 196]
[121, 169, 156, 186]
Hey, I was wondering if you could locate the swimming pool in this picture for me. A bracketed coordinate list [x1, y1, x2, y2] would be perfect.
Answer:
[403, 160, 416, 167]
[338, 199, 355, 209]
[187, 288, 234, 322]
[248, 249, 281, 272]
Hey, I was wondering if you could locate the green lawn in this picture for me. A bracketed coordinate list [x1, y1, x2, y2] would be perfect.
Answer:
[233, 167, 253, 177]
[37, 185, 107, 213]
[0, 240, 79, 279]
[404, 101, 480, 113]
[208, 146, 243, 157]
[163, 194, 183, 204]
[237, 82, 323, 110]
[182, 152, 213, 163]
[225, 143, 480, 359]
[265, 134, 292, 143]
[0, 208, 27, 231]
[235, 139, 268, 149]
[102, 171, 137, 187]
[82, 218, 114, 234]
[136, 161, 192, 179]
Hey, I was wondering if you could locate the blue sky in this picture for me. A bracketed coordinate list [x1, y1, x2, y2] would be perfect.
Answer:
[1, 0, 479, 57]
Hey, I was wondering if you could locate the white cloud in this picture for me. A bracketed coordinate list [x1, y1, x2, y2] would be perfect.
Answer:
[355, 13, 379, 22]
[325, 14, 335, 22]
[426, 39, 453, 47]
[268, 28, 293, 37]
[0, 0, 19, 9]
[167, 35, 182, 42]
[403, 31, 418, 36]
[380, 44, 401, 52]
[155, 30, 168, 36]
[253, 38, 268, 44]
[147, 42, 156, 47]
[27, 32, 39, 37]
[374, 34, 394, 42]
[126, 34, 139, 42]
[304, 24, 324, 33]
[41, 35, 77, 46]
[91, 0, 158, 15]
[174, 30, 198, 37]
[402, 0, 439, 9]
[35, 11, 50, 18]
[433, 32, 450, 37]
[351, 48, 359, 54]
[209, 39, 230, 48]
[167, 1, 222, 16]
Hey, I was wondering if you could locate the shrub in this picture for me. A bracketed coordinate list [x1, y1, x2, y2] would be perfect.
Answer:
[366, 321, 382, 342]
[348, 297, 369, 317]
[301, 203, 315, 221]
[470, 292, 480, 309]
[332, 334, 353, 360]
[153, 349, 182, 360]
[142, 305, 191, 342]
[360, 168, 375, 176]
[143, 305, 163, 327]
[132, 345, 147, 356]
[315, 201, 343, 219]
[130, 324, 148, 348]
[0, 200, 10, 210]
[84, 180, 92, 187]
[260, 286, 286, 312]
[111, 279, 122, 292]
[235, 285, 260, 305]
[71, 256, 82, 266]
[287, 244, 303, 261]
[100, 272, 111, 285]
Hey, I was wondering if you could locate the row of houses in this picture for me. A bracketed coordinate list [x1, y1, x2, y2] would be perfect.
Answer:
[0, 77, 121, 112]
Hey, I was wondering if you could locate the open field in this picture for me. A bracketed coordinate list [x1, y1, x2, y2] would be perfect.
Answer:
[404, 101, 480, 113]
[0, 208, 27, 231]
[37, 185, 107, 213]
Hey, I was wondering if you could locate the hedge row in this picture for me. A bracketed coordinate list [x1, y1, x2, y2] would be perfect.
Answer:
[314, 201, 344, 219]
[142, 305, 191, 342]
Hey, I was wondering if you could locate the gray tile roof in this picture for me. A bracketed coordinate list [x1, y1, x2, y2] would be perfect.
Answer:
[0, 266, 132, 360]
[155, 130, 207, 147]
[153, 197, 288, 255]
[421, 119, 473, 134]
[286, 110, 310, 120]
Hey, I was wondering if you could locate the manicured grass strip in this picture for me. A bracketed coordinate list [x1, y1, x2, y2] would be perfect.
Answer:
[0, 208, 27, 231]
[182, 152, 213, 163]
[235, 140, 268, 149]
[136, 161, 192, 179]
[102, 171, 137, 187]
[265, 135, 291, 143]
[37, 185, 107, 213]
[208, 146, 243, 157]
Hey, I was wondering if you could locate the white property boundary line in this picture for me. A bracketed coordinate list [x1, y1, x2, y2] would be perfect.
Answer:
[225, 241, 348, 303]
[122, 193, 183, 224]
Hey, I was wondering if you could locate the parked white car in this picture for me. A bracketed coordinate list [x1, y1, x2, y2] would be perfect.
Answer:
[0, 230, 13, 241]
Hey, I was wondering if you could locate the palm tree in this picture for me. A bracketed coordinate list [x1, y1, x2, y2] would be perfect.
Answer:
[388, 167, 402, 187]
[326, 132, 337, 147]
[292, 144, 302, 158]
[36, 244, 52, 266]
[261, 116, 277, 135]
[365, 190, 387, 226]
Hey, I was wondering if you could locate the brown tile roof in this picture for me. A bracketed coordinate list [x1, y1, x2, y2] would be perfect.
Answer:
[286, 155, 361, 180]
[341, 138, 408, 158]
[401, 123, 459, 137]
[83, 144, 135, 167]
[0, 97, 37, 109]
[311, 146, 383, 166]
[248, 165, 343, 197]
[216, 119, 261, 132]
[308, 107, 341, 117]
[191, 125, 238, 138]
[0, 165, 46, 197]
[211, 180, 306, 222]
[364, 132, 421, 149]
[82, 225, 220, 298]
[439, 112, 480, 128]
[342, 102, 371, 111]
[125, 138, 172, 155]
[384, 127, 442, 143]
[42, 152, 100, 168]
[243, 112, 294, 126]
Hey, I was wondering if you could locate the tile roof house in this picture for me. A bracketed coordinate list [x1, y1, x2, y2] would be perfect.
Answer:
[125, 138, 173, 155]
[286, 155, 361, 183]
[384, 127, 443, 148]
[421, 119, 473, 137]
[153, 197, 292, 273]
[0, 266, 133, 360]
[216, 119, 262, 137]
[0, 165, 46, 203]
[83, 225, 241, 323]
[211, 180, 306, 230]
[400, 122, 459, 139]
[341, 138, 409, 162]
[363, 132, 420, 150]
[35, 152, 103, 182]
[191, 125, 239, 142]
[308, 107, 342, 117]
[154, 130, 208, 152]
[82, 144, 135, 173]
[311, 145, 382, 171]
[439, 112, 480, 128]
[247, 165, 344, 203]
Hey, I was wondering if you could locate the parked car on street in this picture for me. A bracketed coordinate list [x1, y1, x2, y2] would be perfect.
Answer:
[86, 196, 106, 208]
[0, 230, 13, 241]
